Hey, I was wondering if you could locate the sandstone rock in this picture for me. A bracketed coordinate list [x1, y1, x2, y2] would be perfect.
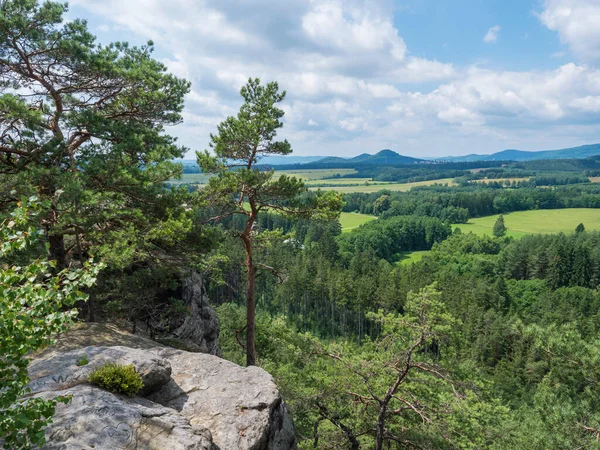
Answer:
[163, 272, 220, 355]
[35, 322, 167, 354]
[28, 324, 296, 450]
[147, 348, 297, 450]
[28, 346, 172, 396]
[37, 385, 214, 450]
[138, 272, 221, 355]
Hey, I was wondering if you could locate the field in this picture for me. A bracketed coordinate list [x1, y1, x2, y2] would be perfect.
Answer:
[276, 169, 358, 181]
[169, 168, 359, 187]
[339, 212, 377, 232]
[310, 178, 456, 193]
[170, 169, 457, 193]
[472, 177, 530, 184]
[396, 250, 430, 265]
[454, 208, 600, 238]
[305, 178, 383, 186]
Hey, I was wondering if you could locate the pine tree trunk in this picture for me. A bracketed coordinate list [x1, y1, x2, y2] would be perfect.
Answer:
[48, 232, 67, 269]
[375, 404, 386, 450]
[243, 235, 256, 366]
[40, 181, 68, 269]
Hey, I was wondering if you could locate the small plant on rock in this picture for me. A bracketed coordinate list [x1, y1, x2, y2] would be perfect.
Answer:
[76, 356, 89, 367]
[88, 363, 143, 397]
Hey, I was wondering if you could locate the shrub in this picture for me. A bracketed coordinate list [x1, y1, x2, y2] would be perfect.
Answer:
[88, 363, 143, 397]
[76, 356, 89, 366]
[0, 199, 102, 449]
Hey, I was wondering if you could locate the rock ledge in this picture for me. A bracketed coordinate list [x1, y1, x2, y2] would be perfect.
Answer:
[29, 324, 296, 450]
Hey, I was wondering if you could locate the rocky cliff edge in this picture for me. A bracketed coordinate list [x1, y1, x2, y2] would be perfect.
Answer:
[27, 323, 297, 450]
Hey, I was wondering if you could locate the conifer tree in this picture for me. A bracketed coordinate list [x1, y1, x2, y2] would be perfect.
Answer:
[493, 215, 507, 238]
[0, 0, 191, 270]
[197, 78, 341, 366]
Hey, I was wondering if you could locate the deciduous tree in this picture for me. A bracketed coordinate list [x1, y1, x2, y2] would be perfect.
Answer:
[0, 198, 101, 449]
[493, 214, 507, 238]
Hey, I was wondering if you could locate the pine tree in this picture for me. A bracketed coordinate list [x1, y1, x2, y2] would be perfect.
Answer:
[0, 0, 191, 269]
[534, 249, 549, 279]
[197, 78, 341, 366]
[573, 243, 593, 288]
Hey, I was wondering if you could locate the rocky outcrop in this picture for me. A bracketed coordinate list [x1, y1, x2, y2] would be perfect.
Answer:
[36, 385, 214, 450]
[28, 324, 296, 450]
[147, 348, 296, 449]
[138, 272, 221, 355]
[163, 272, 220, 355]
[28, 346, 172, 397]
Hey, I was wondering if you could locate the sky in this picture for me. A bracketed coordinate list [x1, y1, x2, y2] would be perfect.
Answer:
[67, 0, 600, 158]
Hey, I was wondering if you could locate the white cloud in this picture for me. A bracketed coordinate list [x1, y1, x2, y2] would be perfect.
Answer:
[68, 0, 600, 157]
[571, 96, 600, 112]
[539, 0, 600, 62]
[301, 0, 406, 60]
[483, 25, 501, 43]
[338, 117, 369, 132]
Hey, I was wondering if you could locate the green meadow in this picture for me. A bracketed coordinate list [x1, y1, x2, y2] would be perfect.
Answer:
[310, 178, 457, 193]
[339, 212, 377, 232]
[170, 168, 359, 187]
[395, 250, 431, 266]
[454, 208, 600, 238]
[386, 209, 600, 267]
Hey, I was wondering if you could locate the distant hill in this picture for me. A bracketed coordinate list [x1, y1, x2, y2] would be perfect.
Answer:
[360, 149, 421, 165]
[350, 153, 372, 162]
[258, 150, 422, 167]
[310, 156, 348, 165]
[257, 155, 326, 165]
[441, 143, 600, 162]
[277, 150, 423, 169]
[175, 155, 327, 168]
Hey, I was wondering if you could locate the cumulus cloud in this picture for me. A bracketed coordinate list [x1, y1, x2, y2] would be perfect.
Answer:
[69, 0, 600, 157]
[538, 0, 600, 62]
[483, 25, 501, 43]
[301, 0, 407, 60]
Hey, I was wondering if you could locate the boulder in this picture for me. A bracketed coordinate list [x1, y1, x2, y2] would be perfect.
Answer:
[28, 346, 172, 396]
[28, 323, 296, 450]
[37, 385, 214, 450]
[147, 348, 297, 450]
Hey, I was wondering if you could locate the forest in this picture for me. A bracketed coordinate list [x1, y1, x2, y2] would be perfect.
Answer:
[3, 1, 600, 449]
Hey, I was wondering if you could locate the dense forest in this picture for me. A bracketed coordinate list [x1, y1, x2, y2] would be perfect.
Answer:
[4, 1, 600, 449]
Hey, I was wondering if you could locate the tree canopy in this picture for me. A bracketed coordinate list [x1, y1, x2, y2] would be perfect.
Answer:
[0, 0, 191, 270]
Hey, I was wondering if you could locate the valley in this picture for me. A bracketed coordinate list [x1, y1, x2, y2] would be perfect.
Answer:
[5, 2, 600, 448]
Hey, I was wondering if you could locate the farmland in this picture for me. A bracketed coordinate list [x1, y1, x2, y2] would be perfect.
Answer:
[309, 178, 457, 193]
[170, 169, 459, 193]
[454, 208, 600, 238]
[170, 168, 360, 187]
[339, 212, 377, 232]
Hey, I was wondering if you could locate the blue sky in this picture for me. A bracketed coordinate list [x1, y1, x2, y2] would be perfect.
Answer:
[394, 1, 563, 70]
[68, 0, 600, 158]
